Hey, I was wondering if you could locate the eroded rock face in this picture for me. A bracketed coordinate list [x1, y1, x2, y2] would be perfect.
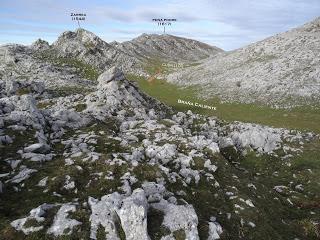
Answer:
[88, 192, 123, 240]
[4, 80, 45, 97]
[114, 33, 223, 62]
[88, 190, 150, 240]
[1, 94, 46, 129]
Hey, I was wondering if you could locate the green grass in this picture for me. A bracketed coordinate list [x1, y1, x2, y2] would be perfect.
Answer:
[0, 120, 130, 239]
[143, 58, 164, 75]
[163, 136, 320, 240]
[16, 87, 31, 96]
[48, 86, 93, 98]
[53, 57, 100, 81]
[34, 52, 100, 81]
[126, 74, 320, 133]
[36, 102, 53, 109]
[143, 58, 201, 75]
[74, 103, 87, 112]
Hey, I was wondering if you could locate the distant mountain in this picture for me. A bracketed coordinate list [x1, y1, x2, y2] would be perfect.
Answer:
[112, 33, 223, 62]
[50, 28, 141, 74]
[0, 28, 223, 94]
[30, 29, 222, 75]
[168, 17, 320, 108]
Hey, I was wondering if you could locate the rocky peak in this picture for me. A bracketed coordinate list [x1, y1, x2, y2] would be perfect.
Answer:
[116, 33, 223, 62]
[31, 39, 50, 51]
[53, 28, 110, 50]
[75, 28, 108, 47]
[49, 29, 141, 74]
[300, 17, 320, 33]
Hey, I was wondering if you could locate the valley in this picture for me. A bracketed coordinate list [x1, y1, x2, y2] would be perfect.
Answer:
[0, 17, 320, 240]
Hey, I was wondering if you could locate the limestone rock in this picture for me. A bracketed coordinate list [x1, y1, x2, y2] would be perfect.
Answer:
[47, 204, 81, 236]
[116, 189, 150, 240]
[11, 203, 55, 235]
[24, 143, 50, 154]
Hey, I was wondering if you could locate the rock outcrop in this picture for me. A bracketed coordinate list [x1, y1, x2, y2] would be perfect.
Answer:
[85, 66, 171, 119]
[51, 28, 141, 73]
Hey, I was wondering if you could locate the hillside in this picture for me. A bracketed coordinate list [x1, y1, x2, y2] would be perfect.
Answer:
[42, 28, 142, 74]
[112, 33, 223, 62]
[28, 29, 222, 76]
[167, 17, 320, 108]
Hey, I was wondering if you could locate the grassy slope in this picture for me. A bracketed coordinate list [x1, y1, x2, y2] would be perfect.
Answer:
[127, 63, 320, 239]
[127, 74, 320, 133]
[34, 51, 101, 81]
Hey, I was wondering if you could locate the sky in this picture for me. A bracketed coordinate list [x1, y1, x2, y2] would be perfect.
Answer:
[0, 0, 319, 50]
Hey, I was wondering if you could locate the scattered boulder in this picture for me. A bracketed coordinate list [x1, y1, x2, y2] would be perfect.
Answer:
[24, 143, 50, 154]
[229, 123, 282, 153]
[11, 203, 55, 235]
[208, 217, 223, 240]
[7, 167, 38, 184]
[47, 204, 81, 236]
[152, 199, 200, 240]
[116, 189, 149, 240]
[0, 135, 13, 145]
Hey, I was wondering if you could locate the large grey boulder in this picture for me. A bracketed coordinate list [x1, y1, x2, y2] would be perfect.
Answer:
[88, 192, 123, 240]
[152, 199, 200, 240]
[229, 123, 282, 153]
[47, 204, 82, 236]
[97, 66, 125, 84]
[116, 189, 150, 240]
[88, 189, 150, 240]
[24, 143, 50, 154]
